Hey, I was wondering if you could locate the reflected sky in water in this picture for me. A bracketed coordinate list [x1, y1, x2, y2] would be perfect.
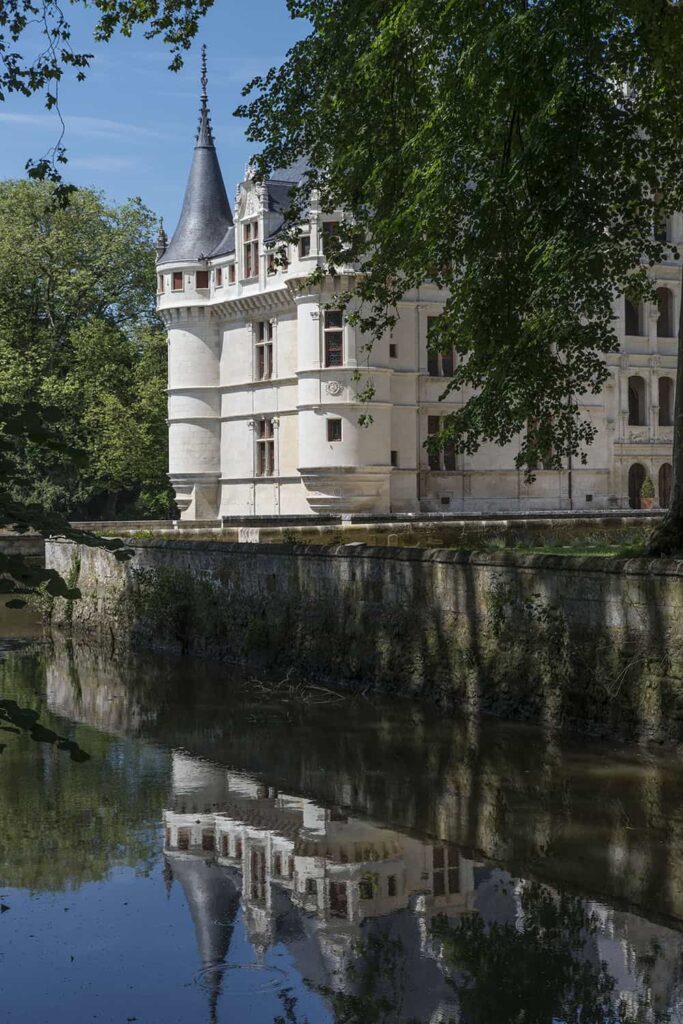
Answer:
[1, 621, 683, 1023]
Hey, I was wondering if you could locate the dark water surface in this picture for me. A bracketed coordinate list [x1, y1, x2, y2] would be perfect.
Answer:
[1, 614, 683, 1023]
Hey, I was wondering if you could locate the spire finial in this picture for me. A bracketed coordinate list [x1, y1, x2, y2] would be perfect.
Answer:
[201, 44, 208, 101]
[156, 217, 168, 261]
[196, 45, 214, 147]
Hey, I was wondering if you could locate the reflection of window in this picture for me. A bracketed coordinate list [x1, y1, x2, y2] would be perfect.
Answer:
[387, 875, 397, 897]
[329, 881, 348, 919]
[305, 877, 317, 896]
[427, 316, 455, 376]
[657, 287, 674, 337]
[255, 322, 273, 381]
[659, 377, 674, 426]
[243, 220, 259, 278]
[256, 418, 275, 477]
[324, 310, 344, 367]
[359, 877, 374, 901]
[202, 830, 215, 851]
[628, 376, 646, 426]
[273, 853, 282, 877]
[432, 846, 459, 897]
[624, 298, 643, 336]
[427, 416, 456, 471]
[221, 835, 229, 856]
[234, 837, 243, 859]
[178, 828, 190, 851]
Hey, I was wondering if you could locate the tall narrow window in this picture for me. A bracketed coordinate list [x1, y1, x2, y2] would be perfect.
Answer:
[243, 220, 259, 279]
[266, 253, 276, 275]
[255, 322, 274, 381]
[427, 316, 455, 376]
[215, 267, 223, 288]
[228, 263, 236, 284]
[299, 235, 311, 258]
[321, 220, 340, 255]
[427, 416, 456, 470]
[172, 271, 183, 291]
[324, 310, 344, 367]
[659, 376, 674, 426]
[256, 418, 275, 477]
[157, 274, 165, 294]
[196, 269, 209, 289]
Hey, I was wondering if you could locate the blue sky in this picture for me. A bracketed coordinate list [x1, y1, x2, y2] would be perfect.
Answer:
[0, 1, 307, 228]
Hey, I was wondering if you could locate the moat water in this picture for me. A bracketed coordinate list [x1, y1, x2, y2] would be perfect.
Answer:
[1, 609, 683, 1023]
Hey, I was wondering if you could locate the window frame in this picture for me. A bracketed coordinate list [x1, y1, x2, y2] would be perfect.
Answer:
[427, 415, 456, 471]
[195, 269, 209, 290]
[298, 235, 311, 258]
[327, 418, 342, 442]
[255, 321, 274, 382]
[215, 267, 223, 288]
[172, 271, 183, 292]
[427, 316, 456, 377]
[255, 417, 276, 477]
[242, 219, 259, 280]
[324, 309, 344, 368]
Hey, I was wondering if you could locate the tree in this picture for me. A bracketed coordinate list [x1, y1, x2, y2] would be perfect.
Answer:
[432, 881, 663, 1023]
[238, 0, 683, 552]
[0, 179, 173, 521]
[0, 0, 216, 182]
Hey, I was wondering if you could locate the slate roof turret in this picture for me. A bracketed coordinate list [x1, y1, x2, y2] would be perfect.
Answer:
[158, 46, 233, 266]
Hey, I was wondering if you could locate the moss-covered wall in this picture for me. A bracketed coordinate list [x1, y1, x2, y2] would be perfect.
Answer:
[46, 538, 683, 742]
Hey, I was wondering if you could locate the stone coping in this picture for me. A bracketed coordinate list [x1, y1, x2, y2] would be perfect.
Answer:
[50, 536, 683, 578]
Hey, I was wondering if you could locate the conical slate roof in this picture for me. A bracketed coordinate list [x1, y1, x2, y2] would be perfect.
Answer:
[158, 46, 233, 266]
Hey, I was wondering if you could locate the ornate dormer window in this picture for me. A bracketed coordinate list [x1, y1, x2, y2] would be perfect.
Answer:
[243, 220, 259, 279]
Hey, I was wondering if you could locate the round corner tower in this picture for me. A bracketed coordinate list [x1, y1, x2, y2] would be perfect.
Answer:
[156, 46, 232, 521]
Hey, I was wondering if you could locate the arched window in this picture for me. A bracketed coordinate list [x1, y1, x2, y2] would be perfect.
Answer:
[659, 463, 673, 508]
[628, 463, 647, 509]
[628, 376, 646, 426]
[624, 298, 643, 336]
[658, 377, 674, 426]
[656, 288, 674, 337]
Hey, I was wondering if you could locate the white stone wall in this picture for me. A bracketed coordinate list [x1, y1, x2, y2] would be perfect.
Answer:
[159, 176, 677, 519]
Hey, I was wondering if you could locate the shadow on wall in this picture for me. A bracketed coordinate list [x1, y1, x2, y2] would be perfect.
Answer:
[46, 539, 683, 745]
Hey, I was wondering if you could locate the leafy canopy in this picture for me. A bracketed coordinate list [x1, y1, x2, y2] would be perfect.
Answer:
[239, 0, 683, 473]
[0, 179, 172, 522]
[1, 0, 216, 180]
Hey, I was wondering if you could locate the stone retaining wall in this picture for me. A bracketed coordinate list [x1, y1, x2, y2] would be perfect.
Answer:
[46, 538, 683, 743]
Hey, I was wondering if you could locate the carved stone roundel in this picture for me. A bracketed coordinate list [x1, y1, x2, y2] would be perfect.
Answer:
[326, 380, 343, 396]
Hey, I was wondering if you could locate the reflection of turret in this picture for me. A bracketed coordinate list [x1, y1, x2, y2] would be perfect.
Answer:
[170, 855, 240, 1024]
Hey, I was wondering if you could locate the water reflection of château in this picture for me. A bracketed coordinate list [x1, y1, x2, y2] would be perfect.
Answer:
[164, 751, 683, 1024]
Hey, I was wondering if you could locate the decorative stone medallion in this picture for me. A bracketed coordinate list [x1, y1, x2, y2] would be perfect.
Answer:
[325, 380, 343, 397]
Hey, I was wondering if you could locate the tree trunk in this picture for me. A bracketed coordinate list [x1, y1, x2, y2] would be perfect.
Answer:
[647, 263, 683, 555]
